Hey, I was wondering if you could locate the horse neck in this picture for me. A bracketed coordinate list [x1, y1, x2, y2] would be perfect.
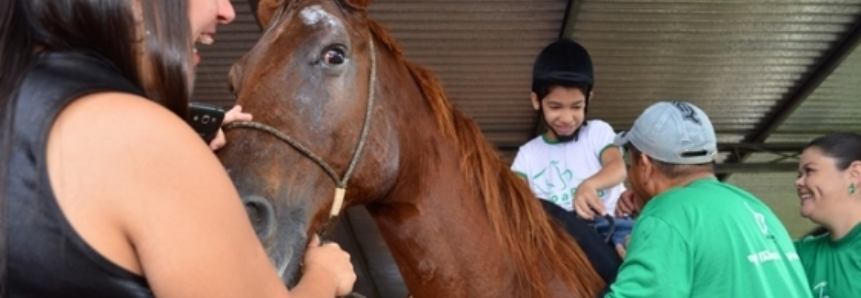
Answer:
[363, 58, 573, 297]
[369, 145, 519, 297]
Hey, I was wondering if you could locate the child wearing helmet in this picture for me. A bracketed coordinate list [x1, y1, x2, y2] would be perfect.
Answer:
[511, 38, 631, 246]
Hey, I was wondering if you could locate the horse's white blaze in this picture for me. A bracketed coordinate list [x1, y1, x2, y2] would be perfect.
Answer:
[300, 5, 339, 28]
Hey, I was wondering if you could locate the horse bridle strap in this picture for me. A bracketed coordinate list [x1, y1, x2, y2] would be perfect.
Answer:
[224, 35, 377, 238]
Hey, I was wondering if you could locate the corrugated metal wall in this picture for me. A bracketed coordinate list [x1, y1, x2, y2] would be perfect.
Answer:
[567, 0, 861, 146]
[195, 1, 861, 164]
[192, 0, 259, 107]
[368, 0, 569, 159]
[771, 41, 861, 142]
[188, 1, 861, 296]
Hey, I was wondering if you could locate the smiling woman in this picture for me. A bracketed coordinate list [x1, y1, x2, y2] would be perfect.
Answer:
[0, 0, 354, 297]
[794, 132, 861, 298]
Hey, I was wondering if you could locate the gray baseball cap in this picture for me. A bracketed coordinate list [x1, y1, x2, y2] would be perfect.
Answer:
[613, 101, 717, 164]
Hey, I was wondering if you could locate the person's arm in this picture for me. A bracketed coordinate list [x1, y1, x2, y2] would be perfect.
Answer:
[47, 93, 353, 298]
[292, 236, 350, 297]
[614, 189, 645, 218]
[574, 122, 627, 219]
[604, 216, 692, 298]
[582, 145, 627, 190]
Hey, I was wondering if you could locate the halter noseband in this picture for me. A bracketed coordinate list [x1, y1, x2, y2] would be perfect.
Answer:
[224, 35, 377, 239]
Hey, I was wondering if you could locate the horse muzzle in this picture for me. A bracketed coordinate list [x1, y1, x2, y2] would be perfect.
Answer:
[241, 194, 308, 287]
[243, 194, 277, 239]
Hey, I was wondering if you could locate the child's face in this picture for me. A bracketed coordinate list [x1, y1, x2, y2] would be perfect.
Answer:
[531, 86, 588, 140]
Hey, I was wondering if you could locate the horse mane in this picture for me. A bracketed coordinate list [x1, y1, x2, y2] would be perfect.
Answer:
[367, 21, 606, 298]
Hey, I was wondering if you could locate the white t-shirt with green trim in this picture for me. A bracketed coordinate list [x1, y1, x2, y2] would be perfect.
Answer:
[511, 120, 625, 215]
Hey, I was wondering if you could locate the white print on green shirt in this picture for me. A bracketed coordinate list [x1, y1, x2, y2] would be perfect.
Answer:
[744, 202, 771, 236]
[813, 281, 829, 298]
[747, 250, 798, 265]
[743, 202, 799, 265]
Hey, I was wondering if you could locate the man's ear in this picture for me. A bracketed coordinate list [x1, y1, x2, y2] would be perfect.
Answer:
[530, 92, 541, 111]
[639, 154, 655, 179]
[635, 154, 658, 198]
[587, 91, 594, 103]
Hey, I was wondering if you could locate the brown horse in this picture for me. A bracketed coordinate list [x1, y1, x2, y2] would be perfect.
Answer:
[218, 0, 606, 297]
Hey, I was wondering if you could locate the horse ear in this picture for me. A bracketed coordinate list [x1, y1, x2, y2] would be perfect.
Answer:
[343, 0, 374, 10]
[256, 0, 281, 28]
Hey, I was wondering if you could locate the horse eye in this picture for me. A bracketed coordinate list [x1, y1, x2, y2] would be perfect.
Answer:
[322, 48, 346, 65]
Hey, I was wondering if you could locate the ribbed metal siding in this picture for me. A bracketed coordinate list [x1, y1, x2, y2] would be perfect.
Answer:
[192, 0, 260, 107]
[369, 0, 569, 152]
[194, 0, 861, 162]
[769, 42, 861, 143]
[567, 0, 861, 146]
[194, 0, 568, 157]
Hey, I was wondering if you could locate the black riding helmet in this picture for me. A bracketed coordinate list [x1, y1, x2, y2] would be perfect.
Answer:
[531, 38, 594, 142]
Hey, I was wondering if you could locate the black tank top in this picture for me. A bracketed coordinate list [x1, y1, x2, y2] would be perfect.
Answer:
[6, 52, 154, 297]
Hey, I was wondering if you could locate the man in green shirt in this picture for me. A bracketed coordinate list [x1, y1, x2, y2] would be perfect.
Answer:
[604, 101, 811, 298]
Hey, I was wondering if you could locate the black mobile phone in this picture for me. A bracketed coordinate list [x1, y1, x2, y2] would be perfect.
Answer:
[187, 102, 225, 143]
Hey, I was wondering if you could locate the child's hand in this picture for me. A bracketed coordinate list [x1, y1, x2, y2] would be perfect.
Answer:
[573, 182, 606, 220]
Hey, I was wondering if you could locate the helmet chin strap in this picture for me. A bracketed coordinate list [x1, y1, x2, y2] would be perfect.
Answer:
[554, 129, 578, 143]
[550, 127, 580, 143]
[541, 107, 582, 143]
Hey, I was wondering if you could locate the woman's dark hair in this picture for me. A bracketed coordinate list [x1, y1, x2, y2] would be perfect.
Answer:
[1, 0, 195, 292]
[0, 1, 22, 293]
[2, 0, 192, 116]
[805, 132, 861, 171]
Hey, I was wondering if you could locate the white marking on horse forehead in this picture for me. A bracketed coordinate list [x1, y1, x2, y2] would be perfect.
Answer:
[300, 5, 339, 27]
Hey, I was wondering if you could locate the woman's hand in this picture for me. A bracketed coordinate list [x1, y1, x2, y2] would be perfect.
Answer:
[302, 235, 356, 296]
[208, 105, 252, 150]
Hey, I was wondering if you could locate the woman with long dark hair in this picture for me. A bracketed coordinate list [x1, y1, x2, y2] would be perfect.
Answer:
[0, 1, 355, 297]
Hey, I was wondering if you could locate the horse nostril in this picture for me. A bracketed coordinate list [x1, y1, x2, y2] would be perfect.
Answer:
[245, 203, 263, 231]
[242, 195, 276, 240]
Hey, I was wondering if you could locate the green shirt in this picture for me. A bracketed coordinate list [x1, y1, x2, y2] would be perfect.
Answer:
[795, 222, 861, 298]
[606, 178, 811, 298]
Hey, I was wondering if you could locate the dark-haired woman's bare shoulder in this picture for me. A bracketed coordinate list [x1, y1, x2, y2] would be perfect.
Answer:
[45, 92, 293, 297]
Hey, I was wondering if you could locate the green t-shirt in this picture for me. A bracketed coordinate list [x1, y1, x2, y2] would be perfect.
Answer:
[605, 178, 811, 298]
[795, 223, 861, 298]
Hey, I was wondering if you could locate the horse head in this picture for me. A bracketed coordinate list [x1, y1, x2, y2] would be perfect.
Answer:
[217, 0, 398, 286]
